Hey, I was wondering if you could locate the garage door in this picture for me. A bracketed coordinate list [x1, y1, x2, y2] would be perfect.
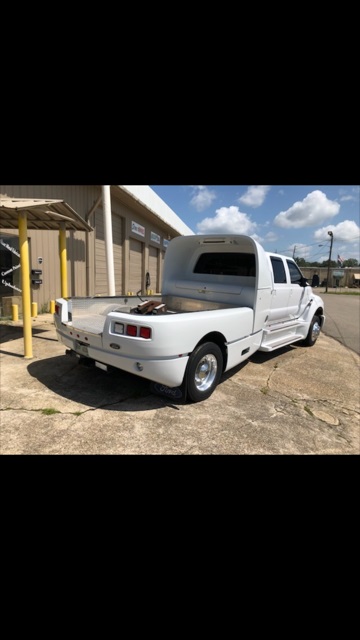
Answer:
[148, 246, 158, 292]
[95, 210, 123, 295]
[128, 238, 143, 293]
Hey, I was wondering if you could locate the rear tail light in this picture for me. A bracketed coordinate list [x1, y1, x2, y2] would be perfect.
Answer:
[126, 325, 137, 337]
[140, 326, 152, 339]
[55, 304, 60, 315]
[126, 324, 152, 339]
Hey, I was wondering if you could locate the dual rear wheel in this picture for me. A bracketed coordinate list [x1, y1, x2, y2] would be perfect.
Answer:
[186, 342, 223, 403]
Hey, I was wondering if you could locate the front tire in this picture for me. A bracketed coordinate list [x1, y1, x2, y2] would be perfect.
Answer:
[186, 342, 223, 403]
[303, 315, 321, 346]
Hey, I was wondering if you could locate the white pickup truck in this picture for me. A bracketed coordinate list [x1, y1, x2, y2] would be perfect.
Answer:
[54, 234, 325, 402]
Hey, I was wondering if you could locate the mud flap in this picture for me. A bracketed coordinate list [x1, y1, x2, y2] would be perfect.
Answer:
[150, 380, 187, 402]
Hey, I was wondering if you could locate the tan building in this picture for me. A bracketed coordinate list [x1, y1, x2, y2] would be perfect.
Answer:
[0, 185, 194, 316]
[301, 266, 360, 289]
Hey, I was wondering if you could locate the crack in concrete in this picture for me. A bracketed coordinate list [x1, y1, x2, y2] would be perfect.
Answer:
[1, 406, 92, 416]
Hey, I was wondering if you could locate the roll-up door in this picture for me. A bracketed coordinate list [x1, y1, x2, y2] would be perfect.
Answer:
[129, 238, 143, 293]
[148, 246, 158, 292]
[95, 210, 123, 295]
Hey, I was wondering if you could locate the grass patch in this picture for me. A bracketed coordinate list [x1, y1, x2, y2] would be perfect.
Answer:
[41, 408, 60, 415]
[260, 387, 269, 395]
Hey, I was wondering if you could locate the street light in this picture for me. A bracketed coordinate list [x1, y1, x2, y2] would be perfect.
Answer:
[325, 231, 334, 293]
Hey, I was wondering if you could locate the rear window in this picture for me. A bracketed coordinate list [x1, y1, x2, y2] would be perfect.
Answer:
[271, 257, 287, 283]
[194, 252, 256, 276]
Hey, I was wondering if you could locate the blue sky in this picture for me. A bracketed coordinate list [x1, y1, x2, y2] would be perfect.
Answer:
[150, 185, 360, 263]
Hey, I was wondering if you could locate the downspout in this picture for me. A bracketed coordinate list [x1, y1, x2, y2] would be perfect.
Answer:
[102, 185, 115, 296]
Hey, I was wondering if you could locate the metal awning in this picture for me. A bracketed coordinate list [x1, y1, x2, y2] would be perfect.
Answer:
[0, 195, 92, 358]
[353, 274, 360, 280]
[0, 195, 92, 231]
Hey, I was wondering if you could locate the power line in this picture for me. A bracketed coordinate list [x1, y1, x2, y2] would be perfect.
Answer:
[277, 234, 360, 255]
[277, 239, 331, 254]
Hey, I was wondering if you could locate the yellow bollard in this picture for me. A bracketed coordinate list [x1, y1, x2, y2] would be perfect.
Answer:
[12, 304, 19, 321]
[31, 302, 38, 318]
[50, 300, 55, 314]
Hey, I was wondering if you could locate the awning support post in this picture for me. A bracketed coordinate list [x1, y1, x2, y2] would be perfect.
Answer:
[59, 222, 68, 298]
[18, 211, 33, 358]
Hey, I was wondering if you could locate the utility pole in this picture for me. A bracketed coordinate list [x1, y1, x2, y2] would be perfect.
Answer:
[325, 231, 333, 293]
[293, 245, 296, 259]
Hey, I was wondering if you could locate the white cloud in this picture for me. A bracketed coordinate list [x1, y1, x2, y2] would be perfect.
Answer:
[238, 185, 271, 208]
[274, 190, 340, 228]
[340, 195, 356, 201]
[190, 186, 216, 212]
[317, 254, 331, 263]
[278, 189, 285, 195]
[314, 219, 360, 243]
[264, 231, 278, 242]
[196, 206, 257, 235]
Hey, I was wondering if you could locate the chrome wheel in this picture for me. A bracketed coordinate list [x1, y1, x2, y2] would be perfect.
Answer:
[186, 342, 223, 403]
[311, 320, 321, 342]
[194, 354, 218, 391]
[304, 315, 321, 347]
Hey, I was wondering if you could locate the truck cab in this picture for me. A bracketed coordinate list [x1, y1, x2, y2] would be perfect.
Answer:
[267, 253, 311, 324]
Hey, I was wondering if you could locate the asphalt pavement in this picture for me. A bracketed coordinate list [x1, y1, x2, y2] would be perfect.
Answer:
[318, 291, 360, 354]
[1, 299, 359, 455]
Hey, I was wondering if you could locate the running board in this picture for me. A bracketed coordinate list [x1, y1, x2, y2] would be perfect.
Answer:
[260, 320, 306, 351]
[263, 319, 300, 333]
[259, 334, 304, 352]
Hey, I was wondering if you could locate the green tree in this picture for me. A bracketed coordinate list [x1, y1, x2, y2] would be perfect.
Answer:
[343, 258, 359, 267]
[321, 260, 338, 267]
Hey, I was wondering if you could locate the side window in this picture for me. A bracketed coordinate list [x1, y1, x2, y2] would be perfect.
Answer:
[270, 257, 287, 283]
[287, 260, 302, 285]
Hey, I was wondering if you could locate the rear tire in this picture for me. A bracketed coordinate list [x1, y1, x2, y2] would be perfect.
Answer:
[186, 342, 223, 403]
[303, 315, 321, 346]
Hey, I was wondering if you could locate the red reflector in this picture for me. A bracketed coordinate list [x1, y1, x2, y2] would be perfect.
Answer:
[55, 304, 60, 315]
[126, 325, 137, 337]
[140, 326, 151, 339]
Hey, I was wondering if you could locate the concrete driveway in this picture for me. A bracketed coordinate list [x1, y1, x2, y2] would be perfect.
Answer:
[1, 314, 359, 455]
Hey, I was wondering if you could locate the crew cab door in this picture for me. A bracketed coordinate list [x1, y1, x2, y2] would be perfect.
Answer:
[267, 256, 292, 322]
[267, 255, 310, 323]
[286, 259, 311, 317]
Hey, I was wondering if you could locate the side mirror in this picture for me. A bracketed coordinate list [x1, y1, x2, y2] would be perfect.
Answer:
[300, 276, 309, 287]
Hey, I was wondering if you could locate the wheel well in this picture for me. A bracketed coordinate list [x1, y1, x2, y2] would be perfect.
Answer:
[195, 332, 227, 371]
